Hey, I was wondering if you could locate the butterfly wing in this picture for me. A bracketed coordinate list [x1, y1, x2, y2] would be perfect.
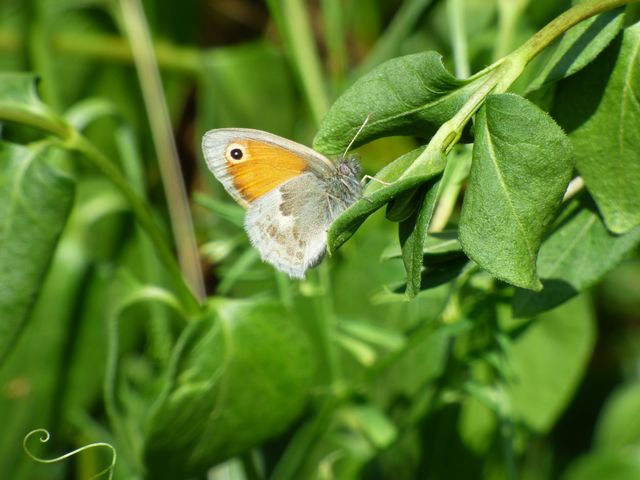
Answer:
[202, 128, 334, 208]
[244, 173, 334, 278]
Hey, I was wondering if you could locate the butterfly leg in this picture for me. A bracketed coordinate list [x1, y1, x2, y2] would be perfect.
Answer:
[361, 175, 391, 187]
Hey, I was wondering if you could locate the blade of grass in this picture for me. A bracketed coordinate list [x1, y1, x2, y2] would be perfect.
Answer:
[354, 0, 435, 77]
[115, 0, 205, 301]
[321, 0, 347, 89]
[266, 0, 329, 124]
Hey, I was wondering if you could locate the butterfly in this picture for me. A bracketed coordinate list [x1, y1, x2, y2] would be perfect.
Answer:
[202, 129, 362, 278]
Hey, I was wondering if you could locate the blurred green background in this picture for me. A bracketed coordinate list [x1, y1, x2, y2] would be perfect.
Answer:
[0, 0, 639, 479]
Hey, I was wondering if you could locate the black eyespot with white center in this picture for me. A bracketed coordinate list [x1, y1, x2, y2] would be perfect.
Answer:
[226, 143, 247, 163]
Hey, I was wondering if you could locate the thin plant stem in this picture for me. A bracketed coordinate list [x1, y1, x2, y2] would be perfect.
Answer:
[321, 0, 347, 89]
[493, 0, 530, 62]
[447, 0, 470, 78]
[355, 0, 435, 77]
[267, 0, 330, 125]
[500, 408, 517, 480]
[116, 0, 206, 301]
[429, 147, 471, 232]
[0, 30, 202, 73]
[500, 0, 637, 99]
[316, 263, 343, 387]
[429, 0, 473, 232]
[64, 133, 201, 315]
[27, 0, 61, 109]
[115, 125, 174, 364]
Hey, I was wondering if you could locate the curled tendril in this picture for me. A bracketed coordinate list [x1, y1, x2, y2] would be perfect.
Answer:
[23, 428, 117, 480]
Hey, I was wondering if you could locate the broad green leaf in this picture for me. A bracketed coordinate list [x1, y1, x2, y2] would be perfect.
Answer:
[508, 295, 595, 433]
[399, 180, 441, 298]
[0, 142, 74, 364]
[313, 52, 475, 155]
[144, 298, 316, 478]
[525, 4, 624, 93]
[0, 73, 70, 137]
[459, 93, 573, 290]
[553, 23, 640, 233]
[594, 383, 640, 451]
[514, 199, 640, 317]
[562, 451, 640, 480]
[0, 223, 85, 479]
[328, 147, 445, 254]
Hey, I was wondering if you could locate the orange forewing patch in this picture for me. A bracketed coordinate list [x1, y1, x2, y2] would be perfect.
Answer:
[227, 139, 308, 202]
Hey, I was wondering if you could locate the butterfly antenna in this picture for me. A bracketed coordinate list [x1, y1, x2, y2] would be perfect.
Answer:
[343, 112, 372, 157]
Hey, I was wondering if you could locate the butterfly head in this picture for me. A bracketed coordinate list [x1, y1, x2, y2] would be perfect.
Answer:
[337, 156, 361, 179]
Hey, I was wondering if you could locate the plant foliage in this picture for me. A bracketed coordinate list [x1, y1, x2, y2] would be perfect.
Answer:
[0, 0, 639, 479]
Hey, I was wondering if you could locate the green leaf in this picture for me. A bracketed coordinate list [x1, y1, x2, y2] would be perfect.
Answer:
[399, 180, 441, 298]
[0, 73, 70, 137]
[513, 199, 640, 317]
[562, 451, 640, 480]
[0, 224, 85, 479]
[459, 93, 573, 290]
[328, 147, 445, 254]
[525, 4, 624, 93]
[508, 294, 595, 433]
[594, 383, 640, 451]
[0, 142, 74, 364]
[144, 298, 316, 478]
[553, 23, 640, 233]
[313, 51, 474, 155]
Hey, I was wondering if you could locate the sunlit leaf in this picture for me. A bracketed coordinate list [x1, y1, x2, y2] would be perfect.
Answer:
[399, 180, 441, 298]
[553, 23, 640, 233]
[459, 93, 573, 290]
[314, 52, 476, 155]
[526, 3, 624, 92]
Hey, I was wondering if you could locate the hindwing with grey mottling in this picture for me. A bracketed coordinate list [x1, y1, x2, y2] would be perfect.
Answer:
[244, 173, 336, 278]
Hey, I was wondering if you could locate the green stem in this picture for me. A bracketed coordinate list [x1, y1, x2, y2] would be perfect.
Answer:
[0, 29, 203, 73]
[405, 0, 637, 186]
[115, 125, 174, 364]
[65, 132, 201, 315]
[500, 407, 517, 480]
[493, 0, 529, 62]
[512, 0, 636, 66]
[116, 0, 206, 301]
[267, 0, 330, 125]
[447, 0, 470, 78]
[321, 0, 347, 89]
[240, 451, 263, 480]
[315, 263, 342, 387]
[429, 146, 471, 232]
[355, 0, 435, 77]
[27, 0, 61, 109]
[0, 105, 71, 139]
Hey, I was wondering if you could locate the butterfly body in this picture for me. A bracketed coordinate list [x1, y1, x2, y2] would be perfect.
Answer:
[202, 129, 361, 278]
